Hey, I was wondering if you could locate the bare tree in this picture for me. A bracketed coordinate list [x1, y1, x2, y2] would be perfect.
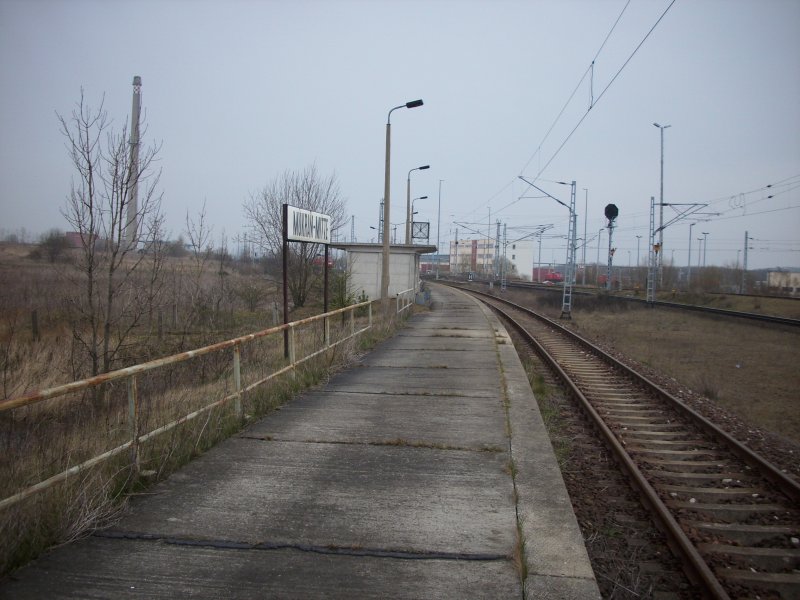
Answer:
[184, 201, 214, 330]
[58, 90, 165, 379]
[244, 164, 346, 308]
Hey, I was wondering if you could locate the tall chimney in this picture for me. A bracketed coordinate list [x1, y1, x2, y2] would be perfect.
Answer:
[124, 75, 142, 248]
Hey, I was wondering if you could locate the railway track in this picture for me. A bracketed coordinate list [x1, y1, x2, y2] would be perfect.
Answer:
[462, 287, 800, 599]
[437, 277, 800, 328]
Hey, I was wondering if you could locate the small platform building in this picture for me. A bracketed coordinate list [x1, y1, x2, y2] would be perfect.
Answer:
[331, 243, 436, 302]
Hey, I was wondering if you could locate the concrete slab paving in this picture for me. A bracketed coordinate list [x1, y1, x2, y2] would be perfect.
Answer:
[0, 283, 600, 599]
[106, 439, 516, 554]
[0, 538, 521, 599]
[246, 391, 508, 449]
[322, 365, 501, 397]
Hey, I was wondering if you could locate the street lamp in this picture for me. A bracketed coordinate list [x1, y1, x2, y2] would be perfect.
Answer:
[406, 166, 430, 243]
[636, 235, 642, 267]
[654, 122, 671, 284]
[697, 237, 703, 268]
[381, 99, 423, 315]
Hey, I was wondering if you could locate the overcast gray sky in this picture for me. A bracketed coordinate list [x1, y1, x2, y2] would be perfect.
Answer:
[1, 0, 798, 270]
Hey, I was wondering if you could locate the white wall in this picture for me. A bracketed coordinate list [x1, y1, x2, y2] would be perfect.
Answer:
[345, 247, 423, 301]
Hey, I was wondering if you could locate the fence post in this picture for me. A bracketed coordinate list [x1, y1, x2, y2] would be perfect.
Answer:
[350, 307, 355, 336]
[324, 315, 330, 347]
[368, 302, 372, 328]
[288, 325, 296, 379]
[233, 343, 242, 420]
[127, 375, 140, 474]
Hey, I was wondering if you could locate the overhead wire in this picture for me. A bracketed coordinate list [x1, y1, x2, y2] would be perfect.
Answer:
[517, 0, 632, 177]
[531, 0, 677, 182]
[498, 0, 672, 219]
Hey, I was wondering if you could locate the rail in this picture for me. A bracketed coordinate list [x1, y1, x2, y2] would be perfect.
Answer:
[0, 300, 373, 512]
[443, 278, 800, 328]
[396, 287, 415, 314]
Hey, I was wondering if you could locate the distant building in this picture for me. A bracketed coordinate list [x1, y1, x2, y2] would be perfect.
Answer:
[766, 269, 800, 296]
[420, 254, 449, 275]
[449, 238, 533, 278]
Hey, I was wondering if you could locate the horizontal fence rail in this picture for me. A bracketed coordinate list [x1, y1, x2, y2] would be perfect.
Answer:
[396, 287, 415, 315]
[0, 300, 374, 512]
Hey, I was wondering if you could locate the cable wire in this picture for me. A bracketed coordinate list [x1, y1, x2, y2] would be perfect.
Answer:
[532, 0, 677, 181]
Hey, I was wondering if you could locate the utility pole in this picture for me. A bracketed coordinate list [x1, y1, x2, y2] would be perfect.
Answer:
[702, 232, 709, 267]
[582, 188, 588, 285]
[596, 228, 604, 287]
[486, 207, 491, 275]
[561, 181, 577, 318]
[536, 233, 543, 281]
[654, 123, 671, 285]
[742, 230, 752, 293]
[436, 180, 443, 280]
[124, 75, 142, 249]
[646, 197, 657, 303]
[453, 228, 459, 274]
[687, 223, 695, 288]
[501, 223, 508, 291]
[494, 220, 501, 278]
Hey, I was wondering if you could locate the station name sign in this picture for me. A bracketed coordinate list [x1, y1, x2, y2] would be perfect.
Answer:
[285, 205, 331, 244]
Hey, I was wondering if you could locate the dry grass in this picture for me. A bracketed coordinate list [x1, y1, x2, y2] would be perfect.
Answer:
[1, 289, 392, 577]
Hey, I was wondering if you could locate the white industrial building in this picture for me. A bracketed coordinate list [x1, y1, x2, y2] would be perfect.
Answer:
[448, 238, 534, 279]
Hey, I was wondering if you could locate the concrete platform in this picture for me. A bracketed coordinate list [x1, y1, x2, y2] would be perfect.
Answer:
[0, 284, 600, 599]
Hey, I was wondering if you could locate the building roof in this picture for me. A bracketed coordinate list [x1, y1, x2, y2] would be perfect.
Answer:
[330, 242, 437, 255]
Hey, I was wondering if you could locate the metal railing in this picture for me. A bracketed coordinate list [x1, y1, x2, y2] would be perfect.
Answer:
[396, 287, 415, 314]
[0, 301, 373, 512]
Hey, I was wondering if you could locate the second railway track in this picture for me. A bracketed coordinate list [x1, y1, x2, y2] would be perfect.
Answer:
[461, 286, 800, 599]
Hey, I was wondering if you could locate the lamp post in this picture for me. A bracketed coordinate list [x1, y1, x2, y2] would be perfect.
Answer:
[742, 231, 753, 293]
[381, 99, 423, 316]
[536, 232, 543, 282]
[636, 235, 642, 267]
[436, 180, 443, 280]
[654, 122, 671, 284]
[702, 231, 709, 267]
[635, 235, 642, 285]
[697, 237, 703, 269]
[406, 165, 429, 244]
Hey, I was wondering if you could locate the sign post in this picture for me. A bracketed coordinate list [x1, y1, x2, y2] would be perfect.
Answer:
[282, 204, 332, 357]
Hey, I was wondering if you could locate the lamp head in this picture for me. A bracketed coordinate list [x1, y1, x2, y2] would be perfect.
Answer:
[406, 99, 424, 109]
[419, 165, 430, 170]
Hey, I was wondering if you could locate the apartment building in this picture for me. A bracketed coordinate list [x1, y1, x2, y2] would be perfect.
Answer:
[448, 238, 534, 279]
